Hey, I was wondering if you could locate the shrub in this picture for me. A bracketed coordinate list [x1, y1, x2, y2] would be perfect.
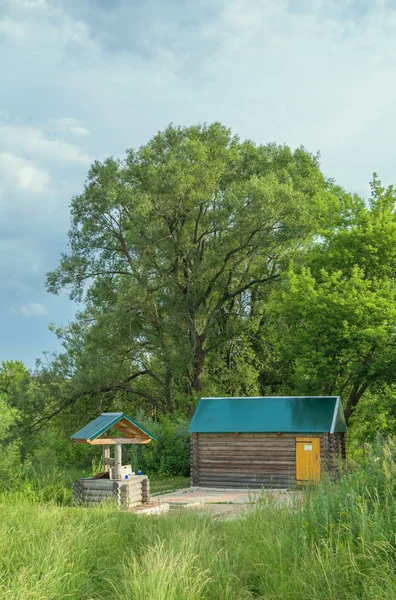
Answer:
[128, 414, 190, 477]
[0, 395, 22, 488]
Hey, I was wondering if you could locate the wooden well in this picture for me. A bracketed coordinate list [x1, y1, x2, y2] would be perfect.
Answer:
[71, 412, 157, 509]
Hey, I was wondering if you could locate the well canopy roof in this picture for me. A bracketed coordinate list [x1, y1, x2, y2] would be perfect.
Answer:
[188, 397, 346, 434]
[71, 412, 157, 443]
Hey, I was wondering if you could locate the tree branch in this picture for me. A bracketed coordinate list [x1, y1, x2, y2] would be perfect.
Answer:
[29, 370, 162, 432]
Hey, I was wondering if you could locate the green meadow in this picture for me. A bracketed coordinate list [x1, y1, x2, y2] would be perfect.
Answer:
[1, 442, 395, 600]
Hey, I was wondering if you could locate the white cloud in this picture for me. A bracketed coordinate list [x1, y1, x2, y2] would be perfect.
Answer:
[10, 303, 48, 317]
[186, 0, 396, 193]
[0, 124, 92, 165]
[14, 0, 49, 8]
[0, 152, 50, 194]
[0, 18, 25, 40]
[48, 118, 89, 138]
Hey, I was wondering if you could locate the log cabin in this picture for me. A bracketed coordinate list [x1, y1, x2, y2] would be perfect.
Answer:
[188, 396, 347, 489]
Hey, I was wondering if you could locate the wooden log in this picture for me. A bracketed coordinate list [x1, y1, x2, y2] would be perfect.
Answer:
[198, 445, 297, 451]
[121, 493, 143, 501]
[119, 477, 144, 485]
[114, 444, 122, 481]
[199, 457, 295, 463]
[191, 432, 199, 487]
[198, 433, 298, 439]
[103, 445, 111, 473]
[197, 474, 294, 482]
[119, 484, 142, 493]
[197, 441, 297, 447]
[89, 438, 150, 445]
[121, 479, 143, 487]
[120, 488, 142, 496]
[80, 481, 116, 491]
[120, 495, 143, 503]
[235, 466, 292, 472]
[198, 464, 295, 471]
[198, 481, 292, 489]
[198, 450, 296, 456]
[82, 488, 116, 496]
[197, 440, 297, 446]
[198, 464, 295, 472]
[81, 497, 117, 504]
[197, 437, 298, 442]
[198, 478, 293, 485]
[198, 474, 294, 482]
[199, 462, 296, 467]
[141, 478, 150, 502]
[120, 484, 142, 492]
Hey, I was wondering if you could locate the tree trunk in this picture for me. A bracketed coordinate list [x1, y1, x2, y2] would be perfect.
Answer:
[344, 381, 369, 424]
[164, 367, 175, 412]
[193, 337, 205, 392]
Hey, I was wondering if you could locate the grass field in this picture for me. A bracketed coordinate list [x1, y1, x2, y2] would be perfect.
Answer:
[0, 444, 395, 599]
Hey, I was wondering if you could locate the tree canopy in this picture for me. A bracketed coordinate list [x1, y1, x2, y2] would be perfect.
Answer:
[264, 176, 396, 424]
[45, 123, 340, 417]
[13, 122, 391, 436]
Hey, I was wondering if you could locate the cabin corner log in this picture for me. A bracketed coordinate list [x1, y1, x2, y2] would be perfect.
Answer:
[191, 432, 199, 487]
[141, 477, 150, 502]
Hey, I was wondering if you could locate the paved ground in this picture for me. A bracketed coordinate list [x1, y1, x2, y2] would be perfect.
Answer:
[154, 487, 298, 519]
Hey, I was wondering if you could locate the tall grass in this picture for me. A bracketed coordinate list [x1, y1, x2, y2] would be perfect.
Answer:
[0, 441, 395, 599]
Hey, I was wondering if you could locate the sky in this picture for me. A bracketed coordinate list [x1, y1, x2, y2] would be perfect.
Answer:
[1, 0, 396, 369]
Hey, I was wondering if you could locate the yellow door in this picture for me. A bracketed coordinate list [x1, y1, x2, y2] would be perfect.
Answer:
[296, 437, 320, 483]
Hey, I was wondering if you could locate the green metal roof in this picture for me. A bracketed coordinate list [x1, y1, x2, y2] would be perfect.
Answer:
[188, 397, 347, 434]
[71, 412, 157, 442]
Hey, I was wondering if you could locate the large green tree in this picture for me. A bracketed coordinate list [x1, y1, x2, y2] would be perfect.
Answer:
[46, 123, 338, 415]
[265, 176, 396, 424]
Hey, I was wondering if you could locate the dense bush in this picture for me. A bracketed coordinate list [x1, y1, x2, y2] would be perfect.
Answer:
[127, 414, 190, 477]
[0, 395, 22, 487]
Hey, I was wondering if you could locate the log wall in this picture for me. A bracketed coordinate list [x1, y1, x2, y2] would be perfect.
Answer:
[73, 475, 150, 509]
[191, 432, 345, 489]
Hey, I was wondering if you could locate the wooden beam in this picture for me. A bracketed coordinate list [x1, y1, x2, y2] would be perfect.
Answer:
[87, 437, 151, 445]
[103, 445, 110, 472]
[115, 444, 122, 481]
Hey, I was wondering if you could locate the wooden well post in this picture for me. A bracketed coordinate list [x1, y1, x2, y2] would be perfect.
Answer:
[114, 443, 122, 480]
[103, 445, 110, 473]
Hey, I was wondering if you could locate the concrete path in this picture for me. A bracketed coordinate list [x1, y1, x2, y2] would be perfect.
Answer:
[154, 487, 298, 519]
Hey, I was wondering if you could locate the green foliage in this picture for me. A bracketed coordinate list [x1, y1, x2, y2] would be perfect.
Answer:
[271, 265, 396, 398]
[262, 177, 396, 427]
[0, 360, 29, 396]
[45, 123, 339, 416]
[128, 414, 190, 477]
[0, 442, 395, 599]
[30, 426, 101, 471]
[349, 387, 396, 443]
[0, 395, 22, 487]
[4, 130, 396, 454]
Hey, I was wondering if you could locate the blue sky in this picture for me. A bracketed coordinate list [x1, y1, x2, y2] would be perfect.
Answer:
[1, 0, 396, 369]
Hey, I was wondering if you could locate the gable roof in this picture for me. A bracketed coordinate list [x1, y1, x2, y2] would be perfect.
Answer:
[71, 412, 157, 443]
[188, 397, 346, 434]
